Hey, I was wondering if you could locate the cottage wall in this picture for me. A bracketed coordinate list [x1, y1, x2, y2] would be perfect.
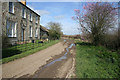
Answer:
[2, 1, 40, 43]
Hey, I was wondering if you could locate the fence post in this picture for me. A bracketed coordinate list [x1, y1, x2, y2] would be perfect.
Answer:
[21, 40, 23, 52]
[38, 39, 39, 47]
[17, 40, 19, 53]
[15, 41, 17, 53]
[37, 41, 39, 47]
[25, 40, 26, 51]
[33, 41, 34, 49]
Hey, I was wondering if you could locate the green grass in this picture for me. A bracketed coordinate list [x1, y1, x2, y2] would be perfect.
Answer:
[1, 40, 59, 64]
[76, 42, 120, 78]
[2, 40, 53, 58]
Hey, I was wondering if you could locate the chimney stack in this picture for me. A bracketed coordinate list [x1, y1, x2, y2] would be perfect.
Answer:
[20, 0, 26, 5]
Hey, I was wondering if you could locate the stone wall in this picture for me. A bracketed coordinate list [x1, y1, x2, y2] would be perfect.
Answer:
[2, 1, 40, 43]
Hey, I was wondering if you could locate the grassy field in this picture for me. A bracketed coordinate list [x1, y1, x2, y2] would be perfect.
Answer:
[76, 42, 120, 78]
[1, 40, 59, 64]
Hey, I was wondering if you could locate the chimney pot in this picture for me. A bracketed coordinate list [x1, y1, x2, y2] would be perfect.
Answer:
[20, 0, 26, 5]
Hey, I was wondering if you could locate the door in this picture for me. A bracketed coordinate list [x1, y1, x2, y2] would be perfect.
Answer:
[21, 28, 24, 41]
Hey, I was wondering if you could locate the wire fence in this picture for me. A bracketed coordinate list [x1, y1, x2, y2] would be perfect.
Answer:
[2, 40, 51, 59]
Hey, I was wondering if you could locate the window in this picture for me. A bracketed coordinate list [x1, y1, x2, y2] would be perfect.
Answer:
[36, 16, 38, 23]
[30, 12, 32, 21]
[6, 20, 17, 37]
[9, 2, 14, 13]
[35, 27, 38, 37]
[22, 7, 26, 18]
[29, 26, 32, 37]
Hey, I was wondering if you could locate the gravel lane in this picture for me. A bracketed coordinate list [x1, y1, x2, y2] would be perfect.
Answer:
[2, 41, 68, 78]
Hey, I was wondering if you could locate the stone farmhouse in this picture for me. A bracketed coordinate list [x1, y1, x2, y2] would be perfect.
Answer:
[1, 0, 49, 44]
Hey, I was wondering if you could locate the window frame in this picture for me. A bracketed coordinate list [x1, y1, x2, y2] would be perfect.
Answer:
[30, 12, 32, 21]
[6, 20, 17, 38]
[29, 26, 32, 37]
[36, 16, 38, 23]
[22, 7, 26, 18]
[9, 2, 14, 14]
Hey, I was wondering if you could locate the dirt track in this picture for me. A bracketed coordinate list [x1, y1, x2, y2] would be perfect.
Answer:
[2, 40, 76, 78]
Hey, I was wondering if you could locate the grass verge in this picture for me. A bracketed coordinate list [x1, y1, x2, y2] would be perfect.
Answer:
[1, 40, 59, 64]
[76, 42, 120, 78]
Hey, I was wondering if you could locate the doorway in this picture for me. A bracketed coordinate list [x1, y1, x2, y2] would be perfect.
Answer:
[21, 28, 24, 41]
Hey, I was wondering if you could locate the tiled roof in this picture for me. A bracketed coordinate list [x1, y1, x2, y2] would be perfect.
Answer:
[40, 25, 49, 32]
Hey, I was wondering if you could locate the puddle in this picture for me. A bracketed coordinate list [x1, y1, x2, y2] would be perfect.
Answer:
[32, 41, 75, 78]
[69, 43, 75, 49]
[45, 43, 75, 67]
[64, 39, 67, 42]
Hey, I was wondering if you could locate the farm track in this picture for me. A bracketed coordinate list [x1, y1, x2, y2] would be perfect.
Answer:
[2, 40, 76, 78]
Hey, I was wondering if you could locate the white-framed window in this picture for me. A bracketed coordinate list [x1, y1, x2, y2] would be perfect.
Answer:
[35, 27, 38, 37]
[6, 20, 17, 37]
[36, 16, 38, 23]
[29, 26, 32, 37]
[22, 7, 26, 18]
[30, 12, 32, 21]
[9, 2, 14, 13]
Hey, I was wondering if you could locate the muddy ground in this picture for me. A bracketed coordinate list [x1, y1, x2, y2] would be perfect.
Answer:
[2, 39, 76, 78]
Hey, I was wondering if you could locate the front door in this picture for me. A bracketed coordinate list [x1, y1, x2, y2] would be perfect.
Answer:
[21, 28, 24, 41]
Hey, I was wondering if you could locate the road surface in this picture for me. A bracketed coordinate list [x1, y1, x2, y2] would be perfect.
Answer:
[2, 40, 76, 78]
